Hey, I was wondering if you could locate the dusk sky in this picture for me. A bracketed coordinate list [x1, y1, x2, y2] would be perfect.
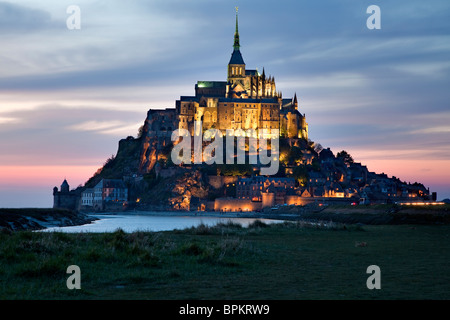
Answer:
[1, 0, 449, 207]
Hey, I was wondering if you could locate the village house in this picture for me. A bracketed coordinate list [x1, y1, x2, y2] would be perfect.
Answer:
[93, 179, 128, 211]
[236, 176, 295, 201]
[81, 188, 94, 207]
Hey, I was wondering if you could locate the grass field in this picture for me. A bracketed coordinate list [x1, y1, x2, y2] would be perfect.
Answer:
[0, 220, 449, 300]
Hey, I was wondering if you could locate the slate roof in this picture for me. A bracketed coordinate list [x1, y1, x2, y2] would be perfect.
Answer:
[229, 49, 245, 65]
[95, 179, 126, 189]
[61, 179, 69, 188]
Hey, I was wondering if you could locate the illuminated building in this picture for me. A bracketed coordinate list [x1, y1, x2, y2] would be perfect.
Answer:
[175, 9, 308, 140]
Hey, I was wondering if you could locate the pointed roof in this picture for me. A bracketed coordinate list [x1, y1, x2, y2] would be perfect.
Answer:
[60, 179, 70, 193]
[229, 50, 245, 65]
[61, 179, 69, 188]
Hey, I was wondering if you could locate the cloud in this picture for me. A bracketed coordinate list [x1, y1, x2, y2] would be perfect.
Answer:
[0, 1, 56, 32]
[68, 120, 143, 136]
[278, 72, 369, 90]
[69, 120, 127, 132]
[393, 60, 450, 77]
[0, 116, 20, 124]
[0, 1, 208, 82]
[0, 104, 145, 166]
[410, 126, 450, 134]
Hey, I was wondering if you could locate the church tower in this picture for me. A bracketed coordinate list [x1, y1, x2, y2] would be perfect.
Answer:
[227, 8, 246, 95]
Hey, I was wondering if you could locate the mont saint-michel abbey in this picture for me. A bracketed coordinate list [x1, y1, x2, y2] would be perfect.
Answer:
[147, 11, 308, 141]
[53, 11, 435, 212]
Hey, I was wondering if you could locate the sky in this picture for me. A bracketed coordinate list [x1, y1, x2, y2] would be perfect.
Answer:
[0, 0, 449, 207]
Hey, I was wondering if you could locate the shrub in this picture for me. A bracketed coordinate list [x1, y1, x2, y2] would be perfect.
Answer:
[248, 220, 269, 229]
[180, 242, 204, 256]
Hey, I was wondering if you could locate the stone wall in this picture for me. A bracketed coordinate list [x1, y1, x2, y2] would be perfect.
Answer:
[53, 192, 80, 211]
[262, 192, 275, 208]
[214, 197, 262, 212]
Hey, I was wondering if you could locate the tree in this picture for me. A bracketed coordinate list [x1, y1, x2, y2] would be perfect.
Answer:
[103, 154, 116, 169]
[310, 158, 321, 172]
[337, 150, 354, 165]
[137, 125, 144, 139]
[279, 139, 291, 166]
[292, 165, 309, 187]
[314, 143, 323, 154]
[288, 146, 303, 165]
[218, 164, 253, 176]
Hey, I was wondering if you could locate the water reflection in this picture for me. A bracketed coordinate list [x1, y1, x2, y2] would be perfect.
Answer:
[41, 214, 284, 233]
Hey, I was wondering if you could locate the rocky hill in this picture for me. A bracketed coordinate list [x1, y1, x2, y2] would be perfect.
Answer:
[81, 109, 433, 211]
[84, 110, 173, 189]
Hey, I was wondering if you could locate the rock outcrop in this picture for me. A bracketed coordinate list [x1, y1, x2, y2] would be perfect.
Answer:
[169, 171, 210, 210]
[0, 209, 96, 232]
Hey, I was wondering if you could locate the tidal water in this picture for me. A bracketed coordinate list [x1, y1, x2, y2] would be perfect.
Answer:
[41, 214, 285, 233]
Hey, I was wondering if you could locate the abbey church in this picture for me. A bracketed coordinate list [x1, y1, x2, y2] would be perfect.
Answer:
[146, 10, 308, 141]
